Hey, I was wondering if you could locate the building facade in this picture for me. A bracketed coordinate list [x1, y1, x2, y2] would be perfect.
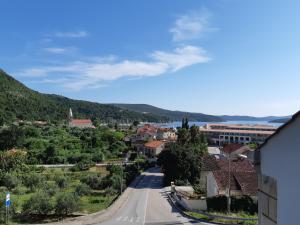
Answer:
[200, 123, 277, 146]
[256, 111, 300, 225]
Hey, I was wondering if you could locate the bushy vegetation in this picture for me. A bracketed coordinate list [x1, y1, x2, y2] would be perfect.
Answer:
[158, 119, 208, 186]
[0, 120, 148, 223]
[0, 123, 130, 164]
[0, 158, 144, 223]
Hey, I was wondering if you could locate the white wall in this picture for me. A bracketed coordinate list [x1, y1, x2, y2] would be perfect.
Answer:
[260, 115, 300, 225]
[206, 172, 219, 197]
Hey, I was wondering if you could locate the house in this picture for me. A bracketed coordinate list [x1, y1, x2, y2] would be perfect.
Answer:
[200, 123, 277, 146]
[221, 143, 254, 162]
[203, 157, 257, 198]
[69, 119, 95, 129]
[143, 140, 165, 157]
[207, 170, 257, 198]
[68, 108, 95, 129]
[156, 128, 177, 141]
[255, 111, 300, 225]
[131, 124, 157, 142]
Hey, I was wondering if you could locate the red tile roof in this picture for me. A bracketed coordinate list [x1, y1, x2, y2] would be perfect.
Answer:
[137, 124, 157, 135]
[70, 119, 92, 125]
[213, 171, 257, 195]
[222, 143, 244, 154]
[144, 140, 164, 149]
[217, 158, 255, 172]
[201, 155, 220, 171]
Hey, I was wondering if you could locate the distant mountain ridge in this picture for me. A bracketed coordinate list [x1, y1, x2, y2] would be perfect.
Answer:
[219, 115, 291, 122]
[111, 104, 291, 123]
[0, 69, 168, 123]
[0, 69, 290, 124]
[112, 104, 223, 122]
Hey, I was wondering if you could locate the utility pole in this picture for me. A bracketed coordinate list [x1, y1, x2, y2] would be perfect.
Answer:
[120, 163, 124, 195]
[227, 154, 231, 214]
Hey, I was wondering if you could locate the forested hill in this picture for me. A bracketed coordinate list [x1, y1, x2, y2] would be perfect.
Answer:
[111, 104, 224, 122]
[0, 69, 168, 123]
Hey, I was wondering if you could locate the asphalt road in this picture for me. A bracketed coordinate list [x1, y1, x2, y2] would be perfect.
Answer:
[97, 167, 209, 225]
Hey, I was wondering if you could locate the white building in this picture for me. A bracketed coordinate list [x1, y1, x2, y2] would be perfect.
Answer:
[200, 123, 277, 146]
[256, 111, 300, 225]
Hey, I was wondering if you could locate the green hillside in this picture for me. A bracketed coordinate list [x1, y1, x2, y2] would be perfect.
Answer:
[112, 104, 224, 122]
[0, 69, 168, 123]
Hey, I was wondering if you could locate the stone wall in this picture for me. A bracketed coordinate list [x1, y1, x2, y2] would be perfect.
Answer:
[258, 173, 277, 225]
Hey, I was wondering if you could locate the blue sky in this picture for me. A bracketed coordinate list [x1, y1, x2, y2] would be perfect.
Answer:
[1, 0, 299, 116]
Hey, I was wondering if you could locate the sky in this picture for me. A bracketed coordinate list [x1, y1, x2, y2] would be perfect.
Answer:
[1, 0, 299, 116]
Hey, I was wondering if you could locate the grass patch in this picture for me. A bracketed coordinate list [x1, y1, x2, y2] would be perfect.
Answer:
[184, 211, 258, 225]
[79, 194, 117, 214]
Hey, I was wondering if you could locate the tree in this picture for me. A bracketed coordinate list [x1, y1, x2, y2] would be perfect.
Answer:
[75, 183, 91, 196]
[55, 193, 79, 216]
[158, 142, 204, 186]
[181, 117, 189, 129]
[80, 174, 102, 189]
[55, 175, 69, 189]
[23, 172, 43, 192]
[177, 128, 190, 145]
[133, 121, 139, 127]
[22, 192, 53, 216]
[1, 173, 20, 190]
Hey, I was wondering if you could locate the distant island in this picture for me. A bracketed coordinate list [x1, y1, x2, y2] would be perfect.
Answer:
[269, 118, 291, 123]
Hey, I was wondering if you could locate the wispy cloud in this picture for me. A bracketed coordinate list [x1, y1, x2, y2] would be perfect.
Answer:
[170, 9, 217, 42]
[43, 47, 77, 54]
[18, 45, 210, 90]
[51, 30, 89, 38]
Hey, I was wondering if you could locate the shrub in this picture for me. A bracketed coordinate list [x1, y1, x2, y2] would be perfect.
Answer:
[207, 196, 258, 214]
[80, 174, 102, 189]
[55, 175, 69, 189]
[75, 183, 91, 196]
[70, 161, 92, 172]
[207, 196, 227, 212]
[23, 172, 43, 192]
[42, 182, 58, 196]
[54, 192, 79, 216]
[22, 192, 53, 216]
[1, 173, 20, 190]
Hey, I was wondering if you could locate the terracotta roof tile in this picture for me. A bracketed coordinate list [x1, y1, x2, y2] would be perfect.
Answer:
[144, 140, 164, 148]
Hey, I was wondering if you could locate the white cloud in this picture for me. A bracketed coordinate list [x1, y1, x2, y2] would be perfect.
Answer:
[43, 47, 75, 54]
[17, 68, 48, 77]
[18, 45, 210, 90]
[152, 45, 210, 71]
[170, 9, 217, 42]
[52, 31, 89, 38]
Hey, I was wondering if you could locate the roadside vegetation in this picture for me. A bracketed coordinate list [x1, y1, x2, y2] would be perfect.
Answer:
[0, 123, 129, 165]
[0, 122, 150, 223]
[158, 118, 208, 190]
[158, 118, 258, 224]
[0, 154, 149, 223]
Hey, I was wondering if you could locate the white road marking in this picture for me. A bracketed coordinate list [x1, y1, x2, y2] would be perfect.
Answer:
[116, 216, 122, 221]
[123, 216, 128, 221]
[143, 185, 149, 225]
